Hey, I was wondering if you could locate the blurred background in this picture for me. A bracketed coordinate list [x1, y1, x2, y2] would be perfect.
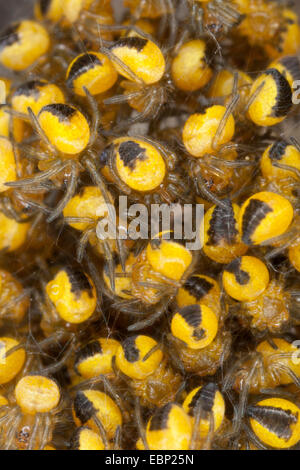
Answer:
[0, 0, 127, 26]
[0, 0, 300, 28]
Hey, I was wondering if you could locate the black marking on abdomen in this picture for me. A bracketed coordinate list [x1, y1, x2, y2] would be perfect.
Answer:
[268, 140, 289, 161]
[14, 80, 45, 98]
[64, 267, 93, 297]
[188, 383, 218, 417]
[241, 198, 273, 245]
[149, 403, 173, 431]
[41, 103, 76, 121]
[179, 304, 202, 327]
[74, 341, 103, 375]
[70, 426, 88, 450]
[74, 391, 96, 424]
[265, 69, 292, 118]
[111, 37, 148, 53]
[0, 23, 20, 50]
[122, 336, 140, 363]
[183, 276, 214, 301]
[246, 405, 298, 442]
[67, 53, 103, 89]
[225, 257, 250, 285]
[118, 140, 146, 170]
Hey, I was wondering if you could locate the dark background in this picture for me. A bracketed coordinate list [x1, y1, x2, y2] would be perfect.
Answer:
[0, 0, 35, 27]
